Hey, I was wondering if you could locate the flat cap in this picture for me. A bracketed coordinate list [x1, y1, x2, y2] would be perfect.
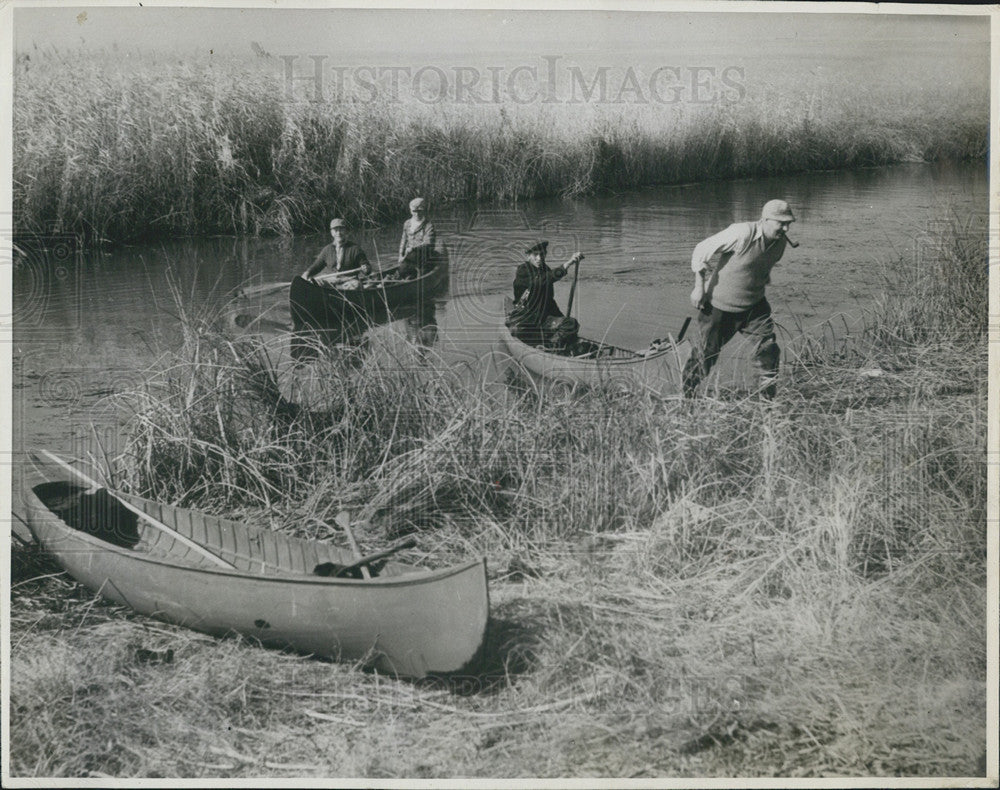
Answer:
[761, 199, 795, 222]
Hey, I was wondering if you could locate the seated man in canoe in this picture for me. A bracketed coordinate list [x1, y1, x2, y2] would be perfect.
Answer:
[397, 197, 437, 280]
[303, 217, 372, 288]
[507, 241, 583, 350]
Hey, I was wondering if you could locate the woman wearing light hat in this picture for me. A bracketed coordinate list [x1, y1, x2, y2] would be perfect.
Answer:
[682, 199, 797, 399]
[397, 197, 437, 279]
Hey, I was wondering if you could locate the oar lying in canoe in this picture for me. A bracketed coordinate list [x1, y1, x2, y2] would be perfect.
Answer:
[320, 510, 420, 579]
[313, 534, 419, 579]
[312, 267, 366, 285]
[238, 268, 367, 299]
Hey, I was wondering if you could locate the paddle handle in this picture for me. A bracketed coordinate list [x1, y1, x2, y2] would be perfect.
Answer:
[34, 451, 236, 570]
[565, 253, 583, 319]
[335, 510, 371, 579]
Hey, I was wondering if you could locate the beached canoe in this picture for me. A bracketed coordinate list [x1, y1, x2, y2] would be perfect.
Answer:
[290, 248, 448, 330]
[23, 451, 489, 677]
[498, 304, 693, 396]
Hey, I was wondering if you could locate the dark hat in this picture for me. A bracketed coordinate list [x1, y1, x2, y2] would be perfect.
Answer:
[525, 241, 549, 255]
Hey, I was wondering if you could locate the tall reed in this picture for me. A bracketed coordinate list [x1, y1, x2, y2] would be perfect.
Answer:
[14, 49, 989, 242]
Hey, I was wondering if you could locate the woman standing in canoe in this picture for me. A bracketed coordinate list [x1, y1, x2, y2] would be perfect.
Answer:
[397, 197, 437, 279]
[507, 241, 583, 348]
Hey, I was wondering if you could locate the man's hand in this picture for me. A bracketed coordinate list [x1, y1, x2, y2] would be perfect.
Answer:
[690, 283, 705, 309]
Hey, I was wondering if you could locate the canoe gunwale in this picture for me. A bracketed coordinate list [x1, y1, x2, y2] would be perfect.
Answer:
[24, 481, 483, 589]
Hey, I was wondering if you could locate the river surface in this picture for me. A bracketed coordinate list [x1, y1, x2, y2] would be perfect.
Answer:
[10, 161, 987, 489]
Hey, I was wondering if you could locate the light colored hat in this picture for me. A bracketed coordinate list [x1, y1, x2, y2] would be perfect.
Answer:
[761, 199, 795, 222]
[409, 197, 426, 211]
[329, 218, 347, 229]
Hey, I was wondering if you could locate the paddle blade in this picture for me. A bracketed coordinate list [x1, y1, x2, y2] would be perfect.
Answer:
[677, 316, 692, 343]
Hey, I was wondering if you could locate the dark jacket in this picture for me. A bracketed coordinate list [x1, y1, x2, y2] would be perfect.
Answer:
[306, 241, 372, 278]
[511, 261, 567, 327]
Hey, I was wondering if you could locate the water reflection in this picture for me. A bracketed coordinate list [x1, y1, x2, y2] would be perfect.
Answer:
[228, 275, 442, 362]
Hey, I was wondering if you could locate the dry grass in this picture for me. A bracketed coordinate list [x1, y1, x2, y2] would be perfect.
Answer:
[8, 222, 988, 778]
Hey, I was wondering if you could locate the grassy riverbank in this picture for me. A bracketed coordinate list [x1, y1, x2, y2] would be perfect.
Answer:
[8, 220, 988, 778]
[14, 49, 988, 242]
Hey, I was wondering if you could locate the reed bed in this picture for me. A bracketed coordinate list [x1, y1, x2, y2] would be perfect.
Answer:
[8, 221, 987, 778]
[14, 49, 988, 242]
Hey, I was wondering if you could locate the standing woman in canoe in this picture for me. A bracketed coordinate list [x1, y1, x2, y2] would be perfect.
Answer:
[507, 241, 583, 348]
[397, 197, 437, 279]
[303, 218, 372, 284]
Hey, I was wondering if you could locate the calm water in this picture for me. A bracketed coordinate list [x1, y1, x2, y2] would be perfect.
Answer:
[11, 161, 987, 480]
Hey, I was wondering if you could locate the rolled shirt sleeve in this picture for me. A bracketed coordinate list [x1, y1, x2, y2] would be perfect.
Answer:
[691, 224, 750, 274]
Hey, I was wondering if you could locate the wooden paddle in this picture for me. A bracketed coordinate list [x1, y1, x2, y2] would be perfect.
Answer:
[565, 254, 584, 319]
[334, 510, 371, 580]
[677, 316, 692, 343]
[33, 450, 236, 570]
[313, 266, 365, 284]
[330, 536, 418, 579]
[241, 281, 291, 298]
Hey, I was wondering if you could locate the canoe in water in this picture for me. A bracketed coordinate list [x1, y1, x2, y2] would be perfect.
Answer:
[290, 248, 448, 329]
[22, 451, 489, 678]
[498, 309, 692, 396]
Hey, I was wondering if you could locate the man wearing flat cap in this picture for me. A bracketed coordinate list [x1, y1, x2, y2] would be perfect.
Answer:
[508, 241, 584, 347]
[398, 197, 437, 279]
[304, 217, 372, 281]
[682, 199, 797, 398]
